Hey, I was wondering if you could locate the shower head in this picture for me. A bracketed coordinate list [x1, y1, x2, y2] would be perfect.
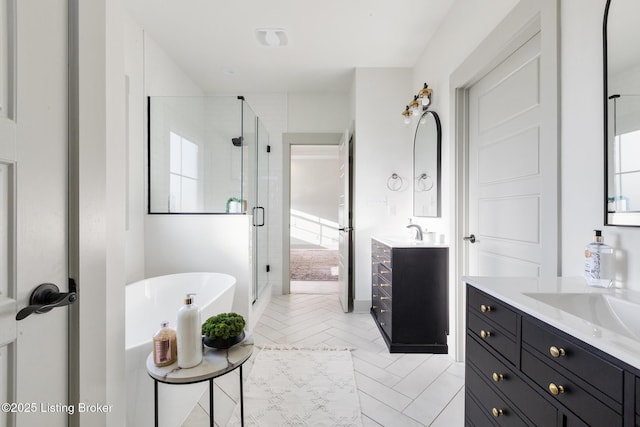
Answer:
[232, 136, 243, 147]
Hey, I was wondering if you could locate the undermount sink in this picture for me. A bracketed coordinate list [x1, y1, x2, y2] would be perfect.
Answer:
[524, 292, 640, 340]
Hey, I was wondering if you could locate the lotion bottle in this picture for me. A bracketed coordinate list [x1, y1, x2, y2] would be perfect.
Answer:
[153, 321, 177, 367]
[584, 229, 614, 288]
[176, 293, 203, 368]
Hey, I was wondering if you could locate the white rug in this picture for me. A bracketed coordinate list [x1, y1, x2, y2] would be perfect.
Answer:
[227, 347, 363, 426]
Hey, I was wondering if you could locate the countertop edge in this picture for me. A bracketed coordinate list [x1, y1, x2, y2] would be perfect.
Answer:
[463, 276, 640, 370]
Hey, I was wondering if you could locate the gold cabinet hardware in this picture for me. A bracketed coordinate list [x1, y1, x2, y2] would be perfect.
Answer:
[380, 322, 386, 326]
[380, 270, 390, 274]
[380, 296, 390, 300]
[548, 383, 565, 396]
[380, 309, 388, 313]
[492, 372, 504, 382]
[492, 408, 504, 418]
[549, 346, 566, 358]
[380, 283, 391, 287]
[480, 304, 492, 313]
[372, 305, 378, 309]
[480, 330, 491, 339]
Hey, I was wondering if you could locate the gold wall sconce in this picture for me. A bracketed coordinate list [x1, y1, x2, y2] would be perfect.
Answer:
[402, 83, 432, 124]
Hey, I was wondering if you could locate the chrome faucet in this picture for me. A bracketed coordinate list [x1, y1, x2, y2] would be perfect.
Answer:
[406, 224, 423, 241]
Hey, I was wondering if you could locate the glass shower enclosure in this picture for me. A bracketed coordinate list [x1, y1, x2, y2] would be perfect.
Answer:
[147, 95, 270, 301]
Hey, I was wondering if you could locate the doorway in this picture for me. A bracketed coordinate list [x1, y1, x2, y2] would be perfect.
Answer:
[289, 145, 340, 294]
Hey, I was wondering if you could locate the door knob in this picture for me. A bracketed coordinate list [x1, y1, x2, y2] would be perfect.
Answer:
[463, 234, 476, 243]
[16, 280, 78, 321]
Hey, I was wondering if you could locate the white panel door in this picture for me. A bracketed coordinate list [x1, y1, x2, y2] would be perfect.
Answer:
[337, 130, 351, 312]
[0, 1, 70, 426]
[468, 32, 552, 277]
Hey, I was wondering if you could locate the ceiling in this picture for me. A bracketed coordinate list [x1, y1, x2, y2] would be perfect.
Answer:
[125, 0, 456, 94]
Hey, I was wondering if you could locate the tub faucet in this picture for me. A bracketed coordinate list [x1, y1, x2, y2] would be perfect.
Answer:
[406, 224, 423, 241]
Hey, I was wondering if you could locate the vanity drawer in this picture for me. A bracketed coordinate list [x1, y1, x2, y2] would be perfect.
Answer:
[371, 241, 391, 265]
[467, 336, 557, 427]
[464, 392, 494, 427]
[521, 349, 622, 427]
[521, 317, 623, 403]
[466, 364, 529, 427]
[468, 286, 517, 335]
[468, 312, 517, 364]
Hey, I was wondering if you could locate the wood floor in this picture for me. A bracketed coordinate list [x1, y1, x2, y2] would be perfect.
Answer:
[182, 292, 465, 426]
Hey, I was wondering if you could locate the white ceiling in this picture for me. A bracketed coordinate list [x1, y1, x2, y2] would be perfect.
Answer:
[125, 0, 456, 94]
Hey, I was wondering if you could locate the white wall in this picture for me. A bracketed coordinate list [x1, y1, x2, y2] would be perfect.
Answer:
[291, 146, 340, 248]
[353, 68, 413, 309]
[561, 0, 640, 289]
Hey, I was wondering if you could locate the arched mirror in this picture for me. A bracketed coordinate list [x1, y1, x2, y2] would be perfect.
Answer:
[413, 110, 441, 217]
[604, 0, 640, 226]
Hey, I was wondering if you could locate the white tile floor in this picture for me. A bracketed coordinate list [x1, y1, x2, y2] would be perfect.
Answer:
[182, 289, 464, 426]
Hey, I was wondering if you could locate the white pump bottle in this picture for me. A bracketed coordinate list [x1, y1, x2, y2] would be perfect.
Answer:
[176, 293, 203, 368]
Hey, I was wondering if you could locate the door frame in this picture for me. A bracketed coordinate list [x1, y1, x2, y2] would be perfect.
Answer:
[449, 0, 559, 361]
[282, 132, 343, 295]
[68, 1, 127, 425]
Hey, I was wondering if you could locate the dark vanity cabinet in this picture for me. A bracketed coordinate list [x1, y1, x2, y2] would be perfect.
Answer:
[465, 284, 640, 427]
[370, 239, 448, 353]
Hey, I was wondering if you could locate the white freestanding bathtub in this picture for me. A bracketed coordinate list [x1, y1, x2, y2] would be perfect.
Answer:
[125, 272, 236, 427]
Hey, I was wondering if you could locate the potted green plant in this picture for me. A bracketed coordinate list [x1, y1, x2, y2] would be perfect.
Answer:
[202, 312, 246, 349]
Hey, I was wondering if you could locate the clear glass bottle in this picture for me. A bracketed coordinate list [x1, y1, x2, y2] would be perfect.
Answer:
[584, 229, 614, 288]
[153, 321, 177, 367]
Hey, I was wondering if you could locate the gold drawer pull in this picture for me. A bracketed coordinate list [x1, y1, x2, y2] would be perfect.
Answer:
[380, 309, 388, 313]
[480, 330, 491, 339]
[380, 296, 390, 300]
[380, 283, 391, 287]
[492, 372, 504, 382]
[379, 270, 390, 274]
[549, 383, 565, 396]
[549, 346, 566, 358]
[480, 304, 492, 313]
[380, 322, 386, 326]
[372, 305, 378, 309]
[492, 408, 504, 418]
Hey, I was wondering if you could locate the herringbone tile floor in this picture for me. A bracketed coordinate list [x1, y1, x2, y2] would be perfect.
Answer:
[183, 292, 464, 426]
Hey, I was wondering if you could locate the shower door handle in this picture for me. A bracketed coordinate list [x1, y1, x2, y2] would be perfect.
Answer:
[252, 207, 265, 227]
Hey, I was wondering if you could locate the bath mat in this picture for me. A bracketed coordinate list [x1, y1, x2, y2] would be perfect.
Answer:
[227, 347, 363, 426]
[290, 249, 339, 281]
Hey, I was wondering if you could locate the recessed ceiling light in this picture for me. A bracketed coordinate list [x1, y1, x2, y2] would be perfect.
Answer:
[255, 28, 288, 47]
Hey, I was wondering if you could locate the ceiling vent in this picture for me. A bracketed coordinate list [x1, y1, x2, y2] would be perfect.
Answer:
[255, 28, 288, 47]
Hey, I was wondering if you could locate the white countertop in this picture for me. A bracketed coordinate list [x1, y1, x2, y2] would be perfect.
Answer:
[463, 276, 640, 370]
[373, 235, 449, 248]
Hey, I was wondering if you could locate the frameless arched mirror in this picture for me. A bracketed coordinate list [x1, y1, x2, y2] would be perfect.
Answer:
[413, 110, 441, 217]
[604, 0, 640, 226]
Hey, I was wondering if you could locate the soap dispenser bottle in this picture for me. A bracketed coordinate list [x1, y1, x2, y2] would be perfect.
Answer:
[176, 293, 203, 368]
[584, 229, 614, 288]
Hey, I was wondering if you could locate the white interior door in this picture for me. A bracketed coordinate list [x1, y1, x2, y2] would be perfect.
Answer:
[467, 32, 554, 277]
[337, 130, 351, 312]
[0, 1, 70, 425]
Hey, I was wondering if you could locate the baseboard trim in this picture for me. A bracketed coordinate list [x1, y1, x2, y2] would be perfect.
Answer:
[353, 299, 371, 313]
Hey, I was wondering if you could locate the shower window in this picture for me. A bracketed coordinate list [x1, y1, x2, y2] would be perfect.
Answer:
[169, 131, 199, 212]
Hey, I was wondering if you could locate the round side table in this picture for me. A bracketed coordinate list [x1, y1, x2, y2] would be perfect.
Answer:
[146, 334, 253, 427]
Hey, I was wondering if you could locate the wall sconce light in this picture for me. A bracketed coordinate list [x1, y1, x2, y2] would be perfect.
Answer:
[418, 83, 432, 106]
[402, 83, 433, 124]
[402, 106, 412, 124]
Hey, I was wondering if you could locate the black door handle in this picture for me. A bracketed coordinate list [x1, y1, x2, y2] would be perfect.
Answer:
[16, 280, 78, 321]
